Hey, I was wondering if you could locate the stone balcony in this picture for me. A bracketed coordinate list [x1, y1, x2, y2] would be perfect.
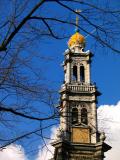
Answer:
[60, 83, 96, 93]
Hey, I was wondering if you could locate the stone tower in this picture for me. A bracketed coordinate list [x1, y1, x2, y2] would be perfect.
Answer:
[51, 31, 111, 160]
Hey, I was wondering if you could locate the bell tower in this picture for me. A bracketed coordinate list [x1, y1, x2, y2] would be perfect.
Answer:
[63, 32, 97, 144]
[51, 29, 111, 160]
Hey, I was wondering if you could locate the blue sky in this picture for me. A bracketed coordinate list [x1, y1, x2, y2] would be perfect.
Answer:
[0, 0, 120, 160]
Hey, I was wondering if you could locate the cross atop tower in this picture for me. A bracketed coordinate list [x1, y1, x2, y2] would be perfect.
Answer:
[75, 9, 82, 32]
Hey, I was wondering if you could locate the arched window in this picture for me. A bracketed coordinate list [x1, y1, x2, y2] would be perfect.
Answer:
[72, 108, 78, 124]
[73, 66, 77, 81]
[81, 108, 88, 125]
[80, 66, 85, 82]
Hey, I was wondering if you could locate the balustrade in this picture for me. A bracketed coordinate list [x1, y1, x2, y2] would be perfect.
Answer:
[62, 84, 95, 92]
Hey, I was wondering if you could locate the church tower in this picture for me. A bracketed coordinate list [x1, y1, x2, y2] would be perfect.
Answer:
[51, 25, 111, 160]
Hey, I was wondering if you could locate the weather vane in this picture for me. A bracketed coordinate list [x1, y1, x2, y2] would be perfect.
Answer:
[75, 9, 82, 32]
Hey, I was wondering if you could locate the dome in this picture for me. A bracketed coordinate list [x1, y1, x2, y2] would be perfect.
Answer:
[68, 31, 85, 48]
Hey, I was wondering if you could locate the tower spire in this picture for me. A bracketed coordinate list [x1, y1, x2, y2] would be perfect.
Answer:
[75, 9, 82, 32]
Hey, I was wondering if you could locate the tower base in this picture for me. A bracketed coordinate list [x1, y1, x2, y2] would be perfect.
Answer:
[51, 140, 111, 160]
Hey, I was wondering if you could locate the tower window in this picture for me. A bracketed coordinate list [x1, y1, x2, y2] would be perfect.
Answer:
[81, 108, 88, 125]
[72, 108, 78, 124]
[72, 66, 77, 81]
[80, 66, 85, 82]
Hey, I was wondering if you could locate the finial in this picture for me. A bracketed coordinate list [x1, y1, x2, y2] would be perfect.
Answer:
[75, 9, 82, 32]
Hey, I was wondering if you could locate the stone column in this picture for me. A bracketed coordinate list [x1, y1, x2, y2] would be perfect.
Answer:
[66, 62, 71, 83]
[78, 64, 80, 82]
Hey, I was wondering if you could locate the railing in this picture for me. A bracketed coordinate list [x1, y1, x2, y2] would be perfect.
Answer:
[61, 84, 96, 93]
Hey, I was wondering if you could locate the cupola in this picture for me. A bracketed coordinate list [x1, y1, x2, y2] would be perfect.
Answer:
[68, 31, 85, 49]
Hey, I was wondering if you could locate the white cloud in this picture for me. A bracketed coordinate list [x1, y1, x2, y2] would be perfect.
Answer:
[98, 101, 120, 160]
[36, 126, 58, 160]
[0, 144, 27, 160]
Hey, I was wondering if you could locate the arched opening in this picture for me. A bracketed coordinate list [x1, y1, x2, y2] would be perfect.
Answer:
[72, 108, 78, 124]
[80, 66, 85, 82]
[72, 66, 77, 81]
[81, 108, 88, 125]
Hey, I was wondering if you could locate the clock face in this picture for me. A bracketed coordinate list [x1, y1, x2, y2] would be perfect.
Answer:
[72, 127, 90, 143]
